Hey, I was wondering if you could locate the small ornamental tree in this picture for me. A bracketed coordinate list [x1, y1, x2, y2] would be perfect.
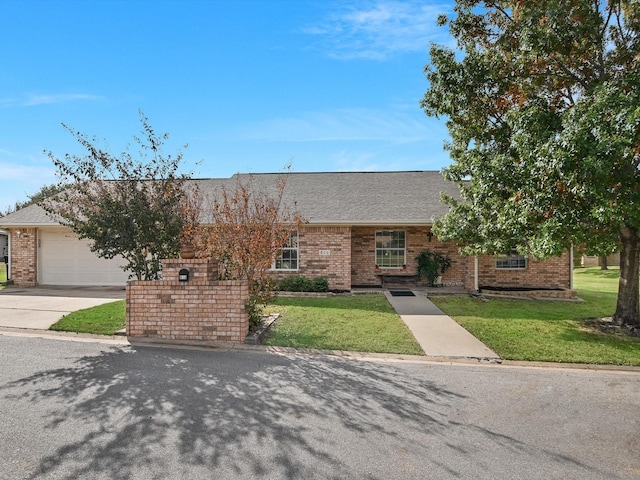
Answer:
[43, 112, 192, 280]
[199, 173, 304, 325]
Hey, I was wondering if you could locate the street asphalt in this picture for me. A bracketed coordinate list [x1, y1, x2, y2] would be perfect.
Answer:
[0, 334, 638, 480]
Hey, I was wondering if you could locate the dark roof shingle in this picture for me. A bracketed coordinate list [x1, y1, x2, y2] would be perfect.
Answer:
[0, 171, 458, 227]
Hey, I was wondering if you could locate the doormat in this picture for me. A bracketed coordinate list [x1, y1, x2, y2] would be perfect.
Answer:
[389, 290, 415, 297]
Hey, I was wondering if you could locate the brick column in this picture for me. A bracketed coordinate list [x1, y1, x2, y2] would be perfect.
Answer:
[9, 228, 38, 286]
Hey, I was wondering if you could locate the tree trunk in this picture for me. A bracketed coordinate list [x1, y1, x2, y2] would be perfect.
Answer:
[599, 255, 608, 270]
[613, 227, 640, 326]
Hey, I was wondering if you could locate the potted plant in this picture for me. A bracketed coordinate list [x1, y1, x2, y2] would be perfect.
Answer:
[415, 249, 452, 287]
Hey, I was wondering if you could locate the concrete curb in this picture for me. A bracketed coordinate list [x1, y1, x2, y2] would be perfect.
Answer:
[1, 326, 639, 373]
[0, 326, 129, 344]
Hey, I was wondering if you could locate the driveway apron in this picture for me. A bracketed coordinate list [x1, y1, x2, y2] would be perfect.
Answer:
[0, 287, 125, 330]
[384, 290, 499, 360]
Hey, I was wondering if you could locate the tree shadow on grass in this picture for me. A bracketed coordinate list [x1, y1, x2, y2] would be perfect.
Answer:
[1, 342, 607, 479]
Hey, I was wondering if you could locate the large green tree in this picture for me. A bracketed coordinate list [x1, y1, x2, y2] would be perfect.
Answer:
[422, 1, 640, 325]
[43, 112, 192, 280]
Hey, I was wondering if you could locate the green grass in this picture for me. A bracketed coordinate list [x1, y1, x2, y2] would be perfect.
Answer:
[50, 300, 126, 335]
[0, 263, 6, 290]
[264, 295, 424, 355]
[46, 267, 640, 365]
[430, 267, 640, 366]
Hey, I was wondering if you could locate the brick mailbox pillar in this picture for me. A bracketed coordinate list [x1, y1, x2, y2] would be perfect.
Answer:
[126, 258, 249, 344]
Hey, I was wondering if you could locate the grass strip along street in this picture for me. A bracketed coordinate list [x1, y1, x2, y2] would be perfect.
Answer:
[50, 300, 126, 336]
[48, 267, 639, 365]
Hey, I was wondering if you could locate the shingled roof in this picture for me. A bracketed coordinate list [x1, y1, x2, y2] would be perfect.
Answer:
[0, 171, 459, 227]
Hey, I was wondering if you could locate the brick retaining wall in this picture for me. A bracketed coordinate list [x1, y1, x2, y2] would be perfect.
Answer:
[126, 258, 249, 343]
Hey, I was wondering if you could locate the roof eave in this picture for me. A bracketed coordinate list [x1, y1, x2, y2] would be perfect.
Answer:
[0, 222, 62, 228]
[302, 220, 436, 226]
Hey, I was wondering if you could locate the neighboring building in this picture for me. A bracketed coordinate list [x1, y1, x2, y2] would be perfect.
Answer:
[0, 171, 574, 293]
[581, 254, 620, 268]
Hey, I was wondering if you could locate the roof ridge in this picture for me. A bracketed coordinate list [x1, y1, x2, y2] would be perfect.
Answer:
[231, 170, 441, 176]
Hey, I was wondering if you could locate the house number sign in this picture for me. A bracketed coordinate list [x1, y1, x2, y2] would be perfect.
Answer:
[318, 250, 331, 256]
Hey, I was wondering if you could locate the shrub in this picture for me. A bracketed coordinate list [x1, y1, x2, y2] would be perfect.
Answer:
[279, 276, 329, 292]
[311, 277, 329, 292]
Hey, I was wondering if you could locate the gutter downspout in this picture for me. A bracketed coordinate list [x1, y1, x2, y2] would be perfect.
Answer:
[474, 256, 479, 292]
[570, 243, 574, 290]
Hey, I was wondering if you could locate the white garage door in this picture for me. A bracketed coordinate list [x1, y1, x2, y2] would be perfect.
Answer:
[39, 228, 130, 286]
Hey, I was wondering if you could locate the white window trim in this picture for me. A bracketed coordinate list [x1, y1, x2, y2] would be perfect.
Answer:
[375, 230, 407, 269]
[272, 231, 299, 271]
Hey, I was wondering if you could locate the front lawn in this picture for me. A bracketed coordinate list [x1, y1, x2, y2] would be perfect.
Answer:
[47, 267, 640, 365]
[430, 267, 640, 366]
[0, 263, 6, 289]
[50, 300, 126, 335]
[264, 295, 424, 355]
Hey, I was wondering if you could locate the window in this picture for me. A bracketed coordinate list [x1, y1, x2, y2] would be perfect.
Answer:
[274, 232, 299, 270]
[496, 248, 527, 269]
[375, 230, 406, 268]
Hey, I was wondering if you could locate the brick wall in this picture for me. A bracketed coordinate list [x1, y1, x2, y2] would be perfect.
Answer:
[9, 228, 38, 286]
[127, 258, 249, 343]
[350, 226, 467, 287]
[269, 226, 352, 291]
[471, 251, 572, 290]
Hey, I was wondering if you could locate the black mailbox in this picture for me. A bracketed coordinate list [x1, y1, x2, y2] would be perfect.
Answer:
[178, 268, 189, 282]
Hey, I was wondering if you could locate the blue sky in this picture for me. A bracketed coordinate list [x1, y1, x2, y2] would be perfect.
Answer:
[0, 0, 455, 210]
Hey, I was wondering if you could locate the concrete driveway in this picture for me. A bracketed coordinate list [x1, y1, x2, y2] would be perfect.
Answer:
[0, 286, 125, 329]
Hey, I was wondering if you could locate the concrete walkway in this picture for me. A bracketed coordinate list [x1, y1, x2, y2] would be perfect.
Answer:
[0, 286, 125, 330]
[384, 290, 499, 360]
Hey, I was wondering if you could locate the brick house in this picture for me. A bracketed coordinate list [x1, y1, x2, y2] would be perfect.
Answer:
[0, 171, 574, 294]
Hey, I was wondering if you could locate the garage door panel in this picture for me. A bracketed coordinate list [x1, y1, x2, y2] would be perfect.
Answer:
[40, 229, 129, 286]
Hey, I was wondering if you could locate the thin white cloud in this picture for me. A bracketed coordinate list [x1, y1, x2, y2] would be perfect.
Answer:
[0, 161, 57, 211]
[303, 0, 453, 60]
[0, 93, 103, 107]
[24, 93, 103, 106]
[234, 107, 441, 144]
[0, 161, 56, 182]
[330, 149, 381, 171]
